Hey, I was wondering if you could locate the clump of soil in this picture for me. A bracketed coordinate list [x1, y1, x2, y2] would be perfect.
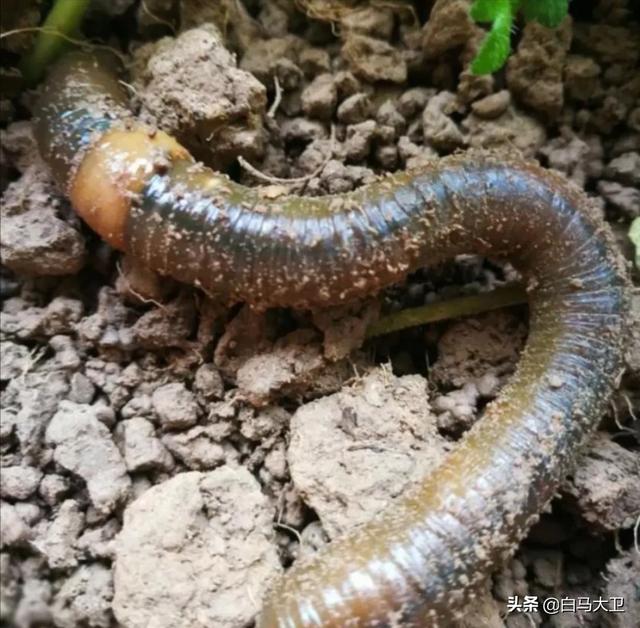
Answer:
[113, 468, 281, 628]
[131, 23, 267, 168]
[1, 1, 638, 627]
[288, 368, 448, 537]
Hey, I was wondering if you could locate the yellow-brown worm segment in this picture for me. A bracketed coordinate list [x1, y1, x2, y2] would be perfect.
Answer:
[34, 52, 628, 627]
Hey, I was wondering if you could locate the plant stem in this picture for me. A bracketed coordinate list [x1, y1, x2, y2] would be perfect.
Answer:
[20, 0, 90, 86]
[365, 284, 528, 338]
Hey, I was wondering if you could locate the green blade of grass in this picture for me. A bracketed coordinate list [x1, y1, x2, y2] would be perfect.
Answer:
[20, 0, 90, 86]
[365, 285, 528, 338]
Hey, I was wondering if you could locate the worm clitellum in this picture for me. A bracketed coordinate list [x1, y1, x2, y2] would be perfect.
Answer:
[35, 52, 628, 627]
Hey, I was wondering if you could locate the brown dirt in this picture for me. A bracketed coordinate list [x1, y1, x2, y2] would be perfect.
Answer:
[1, 1, 639, 627]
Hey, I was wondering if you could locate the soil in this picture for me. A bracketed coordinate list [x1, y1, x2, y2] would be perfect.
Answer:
[1, 1, 639, 627]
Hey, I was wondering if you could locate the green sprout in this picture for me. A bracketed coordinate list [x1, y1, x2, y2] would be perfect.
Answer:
[19, 0, 90, 86]
[470, 0, 569, 75]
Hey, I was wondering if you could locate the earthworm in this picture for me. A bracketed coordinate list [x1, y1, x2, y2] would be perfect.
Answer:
[34, 52, 628, 627]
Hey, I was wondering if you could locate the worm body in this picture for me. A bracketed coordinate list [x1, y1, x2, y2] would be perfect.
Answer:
[35, 53, 628, 627]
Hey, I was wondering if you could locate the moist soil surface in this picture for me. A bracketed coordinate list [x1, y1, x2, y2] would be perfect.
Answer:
[1, 1, 639, 627]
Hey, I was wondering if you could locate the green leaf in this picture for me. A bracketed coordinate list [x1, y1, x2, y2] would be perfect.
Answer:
[521, 0, 569, 28]
[630, 217, 640, 269]
[470, 6, 514, 75]
[470, 0, 502, 22]
[471, 0, 521, 22]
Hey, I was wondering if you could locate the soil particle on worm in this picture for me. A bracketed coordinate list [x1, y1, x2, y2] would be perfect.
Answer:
[1, 0, 639, 627]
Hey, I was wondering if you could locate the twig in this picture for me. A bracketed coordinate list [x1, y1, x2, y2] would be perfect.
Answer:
[274, 522, 303, 545]
[622, 392, 638, 424]
[19, 346, 47, 380]
[610, 397, 638, 441]
[237, 124, 336, 185]
[2, 27, 126, 68]
[0, 27, 60, 40]
[349, 358, 361, 380]
[116, 260, 167, 311]
[613, 529, 624, 555]
[610, 398, 622, 430]
[118, 80, 139, 97]
[246, 584, 259, 611]
[139, 0, 176, 34]
[275, 490, 304, 546]
[380, 360, 392, 385]
[365, 285, 528, 338]
[267, 75, 283, 118]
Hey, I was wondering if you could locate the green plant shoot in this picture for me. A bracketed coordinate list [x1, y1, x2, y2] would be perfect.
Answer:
[470, 0, 569, 75]
[20, 0, 90, 86]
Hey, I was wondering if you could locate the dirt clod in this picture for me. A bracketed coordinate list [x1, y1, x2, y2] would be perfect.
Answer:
[506, 18, 572, 117]
[0, 465, 42, 501]
[471, 90, 511, 119]
[0, 502, 32, 548]
[605, 151, 640, 186]
[135, 24, 267, 168]
[288, 369, 447, 537]
[36, 499, 84, 570]
[431, 310, 527, 388]
[0, 166, 85, 276]
[563, 432, 640, 531]
[241, 35, 306, 85]
[45, 402, 131, 516]
[423, 91, 466, 152]
[151, 382, 200, 430]
[51, 564, 113, 628]
[113, 468, 281, 628]
[463, 105, 547, 158]
[422, 0, 475, 58]
[301, 73, 338, 120]
[161, 425, 228, 470]
[119, 417, 174, 473]
[601, 552, 640, 628]
[342, 34, 408, 84]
